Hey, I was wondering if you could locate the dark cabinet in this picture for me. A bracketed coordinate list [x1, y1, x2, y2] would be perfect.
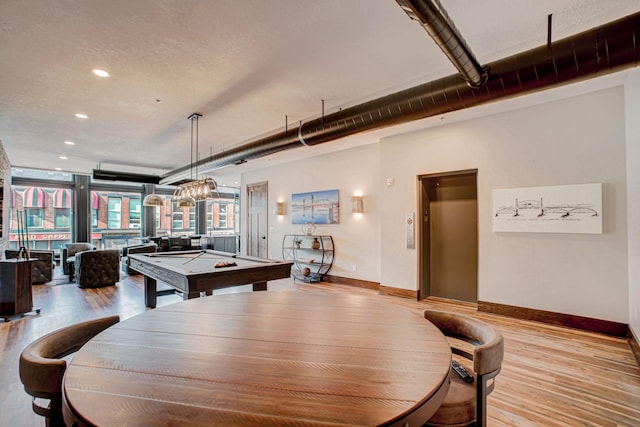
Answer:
[5, 250, 54, 284]
[0, 259, 38, 321]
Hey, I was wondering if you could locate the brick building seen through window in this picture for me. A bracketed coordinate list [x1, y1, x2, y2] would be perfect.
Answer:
[10, 186, 236, 254]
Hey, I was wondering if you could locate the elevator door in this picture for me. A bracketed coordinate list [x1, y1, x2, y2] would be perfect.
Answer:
[421, 172, 478, 302]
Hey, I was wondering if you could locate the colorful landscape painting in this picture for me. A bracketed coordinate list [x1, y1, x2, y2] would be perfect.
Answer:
[291, 189, 340, 224]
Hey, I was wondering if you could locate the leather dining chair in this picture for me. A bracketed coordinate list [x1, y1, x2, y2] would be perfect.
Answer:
[423, 310, 504, 427]
[19, 315, 120, 427]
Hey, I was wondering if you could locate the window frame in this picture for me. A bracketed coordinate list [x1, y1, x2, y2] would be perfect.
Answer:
[107, 196, 122, 229]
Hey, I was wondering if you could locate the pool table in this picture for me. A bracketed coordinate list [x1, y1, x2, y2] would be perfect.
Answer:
[128, 250, 293, 308]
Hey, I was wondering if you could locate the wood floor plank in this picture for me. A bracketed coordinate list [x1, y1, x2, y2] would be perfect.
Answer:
[1, 270, 639, 426]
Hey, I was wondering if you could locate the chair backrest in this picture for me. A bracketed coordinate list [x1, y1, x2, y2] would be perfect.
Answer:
[169, 236, 192, 251]
[157, 237, 171, 251]
[61, 243, 96, 275]
[19, 315, 120, 425]
[63, 243, 96, 257]
[5, 249, 54, 284]
[424, 310, 504, 426]
[75, 249, 121, 288]
[124, 243, 157, 256]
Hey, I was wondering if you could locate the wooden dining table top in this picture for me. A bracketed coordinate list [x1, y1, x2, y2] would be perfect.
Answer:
[62, 291, 451, 426]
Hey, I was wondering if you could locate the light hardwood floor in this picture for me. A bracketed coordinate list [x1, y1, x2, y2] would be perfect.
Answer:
[1, 270, 639, 426]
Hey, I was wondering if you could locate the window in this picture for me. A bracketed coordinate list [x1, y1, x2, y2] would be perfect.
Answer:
[172, 211, 183, 230]
[53, 188, 72, 229]
[54, 208, 71, 228]
[26, 208, 44, 228]
[206, 212, 213, 231]
[91, 191, 142, 250]
[148, 194, 193, 237]
[189, 211, 195, 229]
[219, 204, 228, 229]
[169, 203, 195, 235]
[204, 190, 239, 235]
[92, 193, 98, 227]
[12, 168, 73, 182]
[108, 197, 122, 229]
[9, 184, 72, 253]
[129, 197, 141, 228]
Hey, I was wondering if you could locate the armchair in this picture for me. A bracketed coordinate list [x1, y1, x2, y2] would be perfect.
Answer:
[156, 236, 192, 252]
[169, 237, 192, 251]
[121, 243, 157, 275]
[5, 250, 54, 284]
[74, 249, 120, 288]
[61, 243, 96, 275]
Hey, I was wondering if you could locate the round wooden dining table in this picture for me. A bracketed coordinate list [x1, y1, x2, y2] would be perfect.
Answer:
[62, 291, 451, 426]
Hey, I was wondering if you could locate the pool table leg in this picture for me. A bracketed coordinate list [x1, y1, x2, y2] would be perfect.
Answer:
[253, 281, 267, 291]
[186, 292, 200, 300]
[145, 276, 157, 308]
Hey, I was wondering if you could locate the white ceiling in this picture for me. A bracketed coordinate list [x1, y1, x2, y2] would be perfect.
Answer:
[1, 0, 639, 187]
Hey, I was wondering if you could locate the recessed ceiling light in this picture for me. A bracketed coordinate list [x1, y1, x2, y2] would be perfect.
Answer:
[92, 69, 110, 78]
[59, 156, 68, 160]
[75, 113, 88, 119]
[64, 140, 75, 145]
[55, 167, 62, 171]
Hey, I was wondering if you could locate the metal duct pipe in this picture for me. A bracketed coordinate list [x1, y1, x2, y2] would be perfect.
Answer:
[162, 11, 640, 184]
[162, 130, 303, 184]
[395, 0, 488, 87]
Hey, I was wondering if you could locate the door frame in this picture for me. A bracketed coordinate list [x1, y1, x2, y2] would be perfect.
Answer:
[417, 169, 478, 301]
[246, 181, 269, 258]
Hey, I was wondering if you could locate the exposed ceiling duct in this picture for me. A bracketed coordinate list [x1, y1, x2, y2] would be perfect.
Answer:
[161, 9, 640, 185]
[394, 0, 488, 88]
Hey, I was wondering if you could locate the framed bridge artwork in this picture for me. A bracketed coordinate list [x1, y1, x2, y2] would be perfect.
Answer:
[493, 183, 602, 234]
[291, 189, 340, 225]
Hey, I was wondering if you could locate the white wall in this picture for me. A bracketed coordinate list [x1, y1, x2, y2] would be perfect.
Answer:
[380, 87, 628, 323]
[625, 69, 640, 335]
[242, 143, 381, 282]
[241, 85, 630, 324]
[0, 141, 11, 256]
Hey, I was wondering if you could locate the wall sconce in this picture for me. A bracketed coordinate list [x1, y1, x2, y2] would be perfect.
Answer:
[351, 196, 364, 214]
[276, 201, 286, 216]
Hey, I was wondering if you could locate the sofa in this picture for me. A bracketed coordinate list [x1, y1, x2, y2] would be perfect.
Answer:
[4, 249, 55, 284]
[61, 243, 96, 276]
[121, 243, 157, 275]
[74, 249, 121, 288]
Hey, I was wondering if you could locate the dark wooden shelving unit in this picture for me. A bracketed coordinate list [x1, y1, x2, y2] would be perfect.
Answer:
[0, 259, 39, 321]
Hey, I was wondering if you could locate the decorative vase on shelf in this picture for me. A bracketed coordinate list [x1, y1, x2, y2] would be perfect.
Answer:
[312, 237, 320, 250]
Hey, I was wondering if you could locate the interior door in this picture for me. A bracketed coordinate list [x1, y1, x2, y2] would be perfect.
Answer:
[420, 171, 478, 302]
[246, 182, 268, 258]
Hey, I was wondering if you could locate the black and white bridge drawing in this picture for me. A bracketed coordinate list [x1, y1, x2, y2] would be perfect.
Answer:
[492, 183, 603, 234]
[494, 197, 600, 218]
